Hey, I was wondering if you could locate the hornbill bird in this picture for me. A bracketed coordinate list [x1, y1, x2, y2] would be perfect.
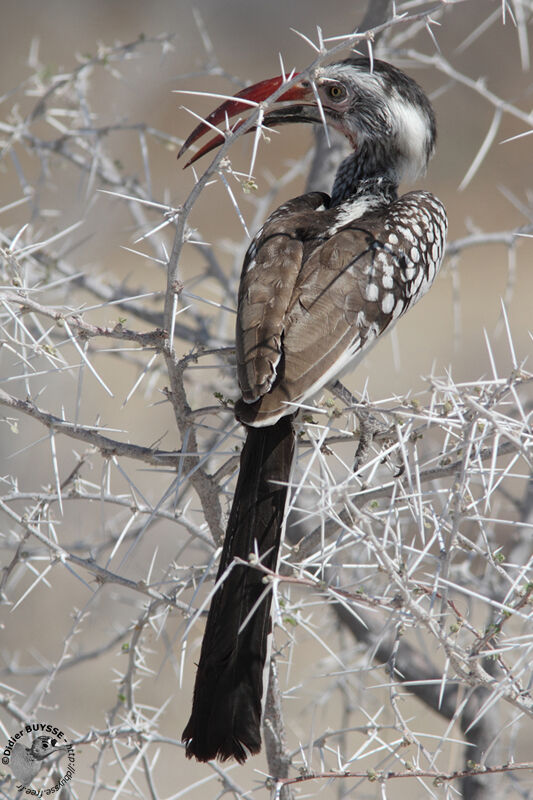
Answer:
[180, 56, 447, 763]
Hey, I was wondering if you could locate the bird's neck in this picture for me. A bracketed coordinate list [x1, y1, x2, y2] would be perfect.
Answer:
[330, 149, 398, 207]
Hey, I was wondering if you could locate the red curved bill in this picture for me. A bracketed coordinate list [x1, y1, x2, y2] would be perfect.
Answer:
[178, 74, 304, 167]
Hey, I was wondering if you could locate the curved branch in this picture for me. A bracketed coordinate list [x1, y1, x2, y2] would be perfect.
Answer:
[0, 388, 180, 467]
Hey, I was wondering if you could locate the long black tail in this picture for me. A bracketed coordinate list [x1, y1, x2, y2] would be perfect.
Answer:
[182, 415, 295, 763]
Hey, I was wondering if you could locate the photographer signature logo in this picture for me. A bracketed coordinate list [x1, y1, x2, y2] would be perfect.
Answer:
[2, 723, 76, 795]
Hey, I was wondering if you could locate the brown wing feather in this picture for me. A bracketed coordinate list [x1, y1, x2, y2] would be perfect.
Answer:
[236, 192, 328, 402]
[236, 190, 447, 425]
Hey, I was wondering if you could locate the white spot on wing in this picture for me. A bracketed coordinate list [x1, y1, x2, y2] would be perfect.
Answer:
[392, 298, 405, 319]
[365, 282, 379, 302]
[381, 293, 395, 314]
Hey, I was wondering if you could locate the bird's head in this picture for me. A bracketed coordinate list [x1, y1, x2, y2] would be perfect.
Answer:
[179, 57, 436, 185]
[30, 736, 68, 760]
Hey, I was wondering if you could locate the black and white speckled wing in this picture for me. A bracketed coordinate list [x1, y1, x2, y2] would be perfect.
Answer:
[236, 190, 447, 426]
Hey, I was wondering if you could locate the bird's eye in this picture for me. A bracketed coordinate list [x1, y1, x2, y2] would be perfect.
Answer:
[327, 85, 346, 101]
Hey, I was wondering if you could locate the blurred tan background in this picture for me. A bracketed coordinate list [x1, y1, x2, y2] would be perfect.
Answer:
[1, 1, 532, 798]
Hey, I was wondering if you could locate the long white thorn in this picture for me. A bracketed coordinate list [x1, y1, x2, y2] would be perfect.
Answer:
[501, 127, 533, 144]
[49, 427, 63, 516]
[278, 51, 287, 80]
[174, 89, 260, 108]
[459, 107, 502, 191]
[122, 352, 158, 407]
[98, 188, 176, 212]
[316, 25, 326, 54]
[179, 105, 232, 139]
[500, 298, 517, 368]
[310, 78, 330, 148]
[15, 220, 83, 257]
[248, 107, 264, 179]
[63, 319, 114, 397]
[290, 27, 321, 53]
[218, 171, 250, 237]
[11, 563, 54, 613]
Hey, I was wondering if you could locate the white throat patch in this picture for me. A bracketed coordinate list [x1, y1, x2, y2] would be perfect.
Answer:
[388, 94, 431, 182]
[327, 195, 383, 235]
